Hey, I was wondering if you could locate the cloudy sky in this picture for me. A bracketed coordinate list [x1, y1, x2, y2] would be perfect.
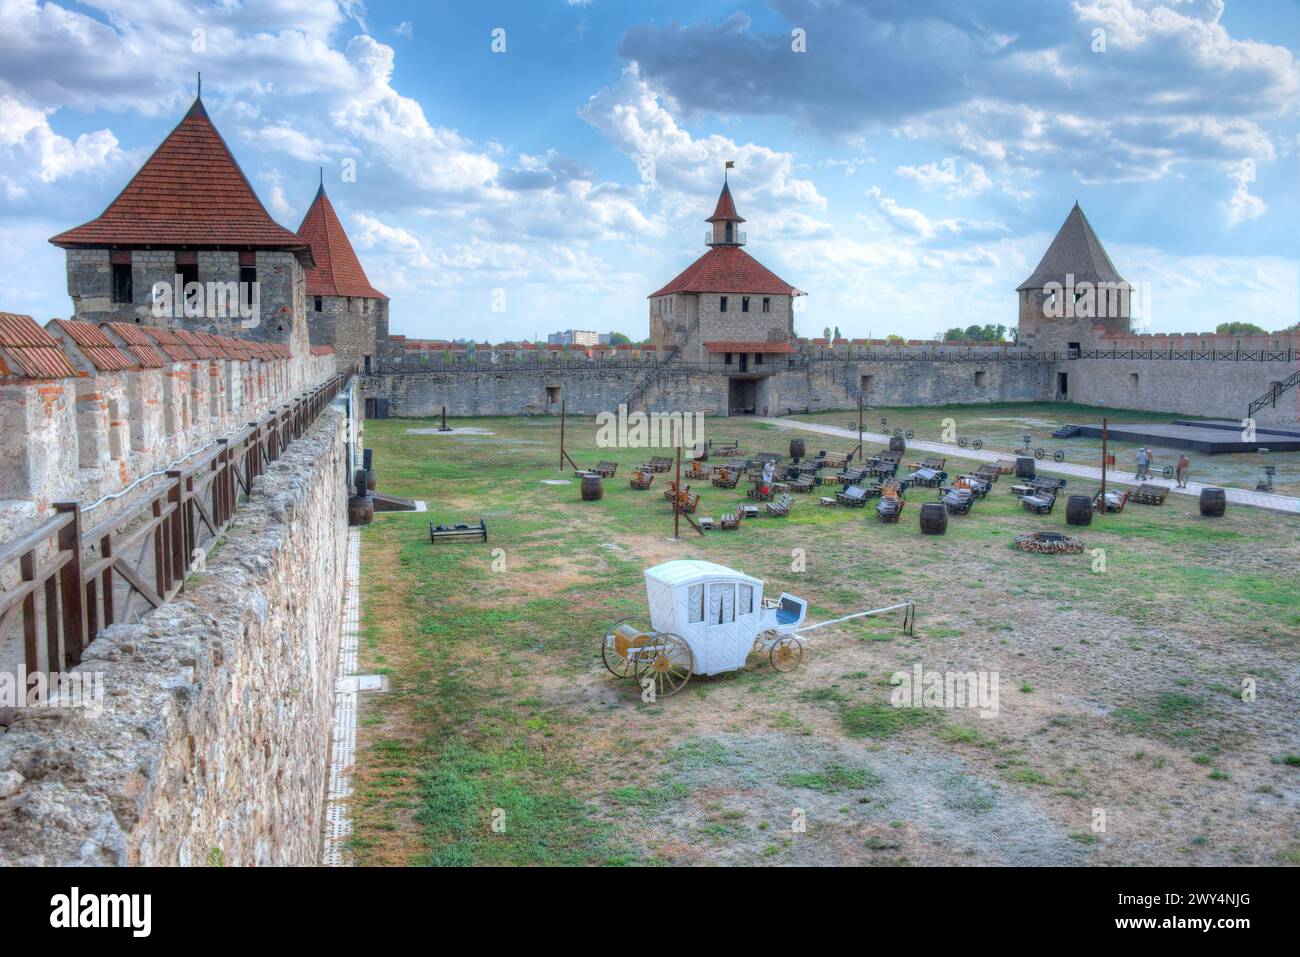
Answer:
[1, 0, 1297, 341]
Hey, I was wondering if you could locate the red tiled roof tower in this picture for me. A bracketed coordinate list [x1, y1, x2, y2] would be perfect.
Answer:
[49, 96, 309, 257]
[296, 184, 388, 300]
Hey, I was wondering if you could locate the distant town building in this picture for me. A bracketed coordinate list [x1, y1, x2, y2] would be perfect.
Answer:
[546, 330, 601, 347]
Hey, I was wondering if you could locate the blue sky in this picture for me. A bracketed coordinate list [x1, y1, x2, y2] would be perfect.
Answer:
[1, 0, 1297, 342]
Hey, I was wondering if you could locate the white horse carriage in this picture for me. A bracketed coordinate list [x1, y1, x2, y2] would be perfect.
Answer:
[601, 560, 809, 697]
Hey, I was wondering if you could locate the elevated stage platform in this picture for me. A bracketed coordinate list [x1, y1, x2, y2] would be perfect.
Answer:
[1076, 421, 1300, 454]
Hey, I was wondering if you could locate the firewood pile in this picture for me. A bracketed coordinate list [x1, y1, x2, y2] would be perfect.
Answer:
[1014, 531, 1083, 554]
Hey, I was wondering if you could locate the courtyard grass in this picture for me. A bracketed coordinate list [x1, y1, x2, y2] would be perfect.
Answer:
[350, 407, 1300, 866]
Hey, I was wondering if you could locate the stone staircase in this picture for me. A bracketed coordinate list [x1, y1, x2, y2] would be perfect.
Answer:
[620, 315, 701, 411]
[1247, 368, 1300, 421]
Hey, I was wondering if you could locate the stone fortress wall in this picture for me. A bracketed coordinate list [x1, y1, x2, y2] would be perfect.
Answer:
[0, 395, 352, 865]
[362, 330, 1300, 427]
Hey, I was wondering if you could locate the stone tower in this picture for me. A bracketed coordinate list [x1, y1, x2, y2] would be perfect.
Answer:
[49, 95, 314, 371]
[1016, 202, 1130, 352]
[647, 179, 802, 363]
[296, 182, 389, 374]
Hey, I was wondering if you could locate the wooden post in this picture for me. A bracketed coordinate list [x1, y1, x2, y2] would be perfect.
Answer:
[1099, 416, 1108, 511]
[53, 503, 86, 668]
[674, 444, 681, 540]
[559, 400, 566, 472]
[856, 392, 863, 461]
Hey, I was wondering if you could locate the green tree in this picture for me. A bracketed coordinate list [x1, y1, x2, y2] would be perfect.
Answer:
[941, 327, 965, 342]
[886, 334, 905, 345]
[608, 332, 632, 346]
[1215, 321, 1266, 336]
[823, 326, 832, 340]
[833, 325, 842, 340]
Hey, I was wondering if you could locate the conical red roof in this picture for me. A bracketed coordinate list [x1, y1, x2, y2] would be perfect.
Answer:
[50, 97, 308, 254]
[648, 245, 796, 297]
[297, 185, 387, 299]
[706, 181, 744, 223]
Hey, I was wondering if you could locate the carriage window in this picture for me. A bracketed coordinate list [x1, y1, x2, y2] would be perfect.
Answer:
[738, 584, 754, 616]
[688, 585, 703, 623]
[709, 584, 735, 625]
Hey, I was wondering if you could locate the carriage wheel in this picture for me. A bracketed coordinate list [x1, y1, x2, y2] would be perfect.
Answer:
[894, 429, 903, 438]
[1161, 465, 1174, 479]
[972, 439, 983, 450]
[633, 632, 693, 698]
[1053, 450, 1065, 463]
[770, 637, 804, 672]
[958, 437, 968, 448]
[601, 615, 652, 679]
[905, 429, 915, 440]
[1034, 447, 1046, 460]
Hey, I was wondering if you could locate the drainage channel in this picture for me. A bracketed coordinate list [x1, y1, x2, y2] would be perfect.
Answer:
[322, 527, 388, 865]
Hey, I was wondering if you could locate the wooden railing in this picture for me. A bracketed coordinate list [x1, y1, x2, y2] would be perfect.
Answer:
[0, 372, 350, 701]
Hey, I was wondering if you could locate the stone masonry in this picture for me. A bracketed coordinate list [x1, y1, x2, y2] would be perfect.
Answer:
[0, 401, 351, 866]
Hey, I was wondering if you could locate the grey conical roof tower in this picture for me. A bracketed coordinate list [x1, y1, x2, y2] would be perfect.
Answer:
[1017, 202, 1126, 291]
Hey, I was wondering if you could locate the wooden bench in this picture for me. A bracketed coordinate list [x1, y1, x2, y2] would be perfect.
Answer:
[1094, 489, 1130, 513]
[1130, 483, 1169, 506]
[766, 493, 793, 517]
[429, 519, 488, 543]
[875, 494, 904, 524]
[747, 484, 774, 501]
[630, 469, 654, 490]
[589, 461, 617, 478]
[646, 456, 673, 473]
[836, 485, 869, 507]
[1021, 492, 1056, 515]
[711, 467, 740, 489]
[719, 512, 741, 530]
[685, 460, 711, 480]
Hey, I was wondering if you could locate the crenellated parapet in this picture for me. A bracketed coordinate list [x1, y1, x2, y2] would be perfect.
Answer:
[0, 312, 336, 544]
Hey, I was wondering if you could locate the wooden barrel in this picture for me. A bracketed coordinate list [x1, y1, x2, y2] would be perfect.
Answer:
[348, 494, 374, 526]
[1016, 456, 1036, 478]
[1199, 487, 1226, 517]
[789, 438, 806, 460]
[889, 436, 906, 453]
[919, 502, 947, 535]
[580, 472, 604, 501]
[1066, 494, 1093, 526]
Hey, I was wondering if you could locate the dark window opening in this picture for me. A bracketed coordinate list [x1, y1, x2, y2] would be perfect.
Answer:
[239, 265, 256, 314]
[178, 262, 199, 312]
[1067, 340, 1081, 358]
[724, 352, 733, 365]
[762, 297, 771, 313]
[314, 296, 323, 312]
[974, 370, 988, 388]
[363, 354, 372, 374]
[546, 385, 560, 403]
[720, 296, 728, 312]
[111, 264, 133, 304]
[742, 296, 750, 313]
[755, 352, 763, 365]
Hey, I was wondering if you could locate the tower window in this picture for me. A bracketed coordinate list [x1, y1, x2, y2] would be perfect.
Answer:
[239, 266, 256, 315]
[720, 296, 728, 312]
[742, 297, 750, 313]
[762, 297, 771, 313]
[179, 262, 200, 312]
[314, 296, 323, 312]
[724, 352, 732, 365]
[111, 264, 133, 304]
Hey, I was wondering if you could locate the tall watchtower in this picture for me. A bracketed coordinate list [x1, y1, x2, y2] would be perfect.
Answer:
[1016, 202, 1130, 352]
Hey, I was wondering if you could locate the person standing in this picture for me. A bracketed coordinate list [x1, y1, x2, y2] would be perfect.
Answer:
[1176, 453, 1191, 488]
[1135, 446, 1149, 481]
[762, 459, 775, 495]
